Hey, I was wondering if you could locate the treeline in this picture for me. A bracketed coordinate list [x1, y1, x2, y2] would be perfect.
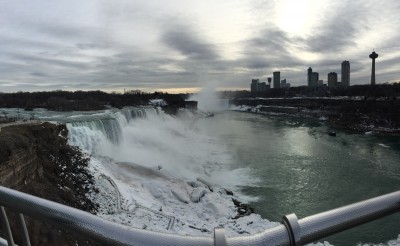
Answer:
[0, 90, 189, 111]
[220, 83, 400, 99]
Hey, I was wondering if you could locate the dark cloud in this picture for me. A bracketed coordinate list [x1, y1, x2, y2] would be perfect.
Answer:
[238, 27, 304, 72]
[241, 57, 270, 69]
[11, 53, 90, 70]
[374, 55, 400, 71]
[29, 72, 48, 77]
[247, 28, 294, 54]
[161, 26, 219, 60]
[305, 1, 368, 53]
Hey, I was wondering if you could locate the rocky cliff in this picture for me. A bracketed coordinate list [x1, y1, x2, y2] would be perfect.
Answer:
[0, 122, 97, 245]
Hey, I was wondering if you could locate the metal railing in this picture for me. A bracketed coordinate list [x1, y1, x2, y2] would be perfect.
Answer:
[0, 186, 399, 246]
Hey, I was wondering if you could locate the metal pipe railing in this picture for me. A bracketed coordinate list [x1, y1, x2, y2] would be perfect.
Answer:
[16, 213, 31, 246]
[228, 190, 400, 246]
[0, 206, 15, 246]
[0, 186, 213, 246]
[0, 186, 399, 246]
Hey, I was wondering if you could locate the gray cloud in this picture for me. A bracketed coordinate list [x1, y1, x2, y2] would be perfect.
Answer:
[161, 26, 219, 60]
[305, 1, 369, 53]
[29, 72, 49, 77]
[238, 27, 304, 73]
[0, 0, 400, 92]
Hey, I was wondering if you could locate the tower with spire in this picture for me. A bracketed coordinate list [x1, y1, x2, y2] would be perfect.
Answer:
[369, 51, 378, 85]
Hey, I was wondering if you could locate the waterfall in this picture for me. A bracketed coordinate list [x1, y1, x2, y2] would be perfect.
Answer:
[66, 107, 162, 152]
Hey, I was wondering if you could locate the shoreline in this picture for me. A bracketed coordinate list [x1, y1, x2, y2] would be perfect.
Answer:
[230, 103, 400, 135]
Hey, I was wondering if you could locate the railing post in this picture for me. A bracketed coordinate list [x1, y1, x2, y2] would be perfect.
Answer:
[0, 206, 15, 246]
[16, 213, 31, 246]
[214, 227, 227, 246]
[282, 213, 301, 246]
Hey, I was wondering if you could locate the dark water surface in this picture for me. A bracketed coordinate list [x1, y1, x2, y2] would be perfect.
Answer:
[198, 111, 400, 246]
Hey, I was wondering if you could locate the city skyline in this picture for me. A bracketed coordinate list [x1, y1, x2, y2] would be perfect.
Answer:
[1, 0, 400, 93]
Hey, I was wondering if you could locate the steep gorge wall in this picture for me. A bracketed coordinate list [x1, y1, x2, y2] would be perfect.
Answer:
[0, 133, 42, 190]
[0, 122, 97, 245]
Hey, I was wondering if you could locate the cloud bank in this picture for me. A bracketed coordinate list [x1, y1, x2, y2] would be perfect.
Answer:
[0, 0, 399, 92]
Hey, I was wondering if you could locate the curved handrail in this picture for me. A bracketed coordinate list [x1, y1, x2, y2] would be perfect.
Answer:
[0, 186, 399, 246]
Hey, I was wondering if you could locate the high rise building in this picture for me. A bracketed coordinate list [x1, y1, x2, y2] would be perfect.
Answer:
[341, 61, 350, 87]
[258, 82, 268, 92]
[250, 79, 269, 93]
[307, 67, 319, 87]
[307, 67, 312, 87]
[328, 72, 338, 87]
[251, 79, 259, 93]
[280, 79, 290, 88]
[273, 71, 280, 89]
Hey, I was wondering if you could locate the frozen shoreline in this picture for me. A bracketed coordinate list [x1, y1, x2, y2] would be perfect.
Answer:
[86, 157, 280, 237]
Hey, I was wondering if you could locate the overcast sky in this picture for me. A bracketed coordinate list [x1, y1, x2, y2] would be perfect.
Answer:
[1, 0, 399, 93]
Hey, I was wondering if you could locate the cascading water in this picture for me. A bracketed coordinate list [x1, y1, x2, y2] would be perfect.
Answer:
[67, 107, 161, 153]
[63, 106, 273, 237]
[67, 106, 251, 184]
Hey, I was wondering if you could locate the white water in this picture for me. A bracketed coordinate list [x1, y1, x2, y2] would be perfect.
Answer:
[65, 106, 277, 236]
[67, 107, 253, 187]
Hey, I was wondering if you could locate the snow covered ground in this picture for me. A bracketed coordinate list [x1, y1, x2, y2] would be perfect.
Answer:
[86, 157, 280, 237]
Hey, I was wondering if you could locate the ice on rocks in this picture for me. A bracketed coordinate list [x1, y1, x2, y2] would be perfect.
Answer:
[171, 188, 190, 204]
[190, 187, 207, 203]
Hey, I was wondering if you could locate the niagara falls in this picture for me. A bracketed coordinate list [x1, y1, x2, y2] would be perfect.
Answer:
[2, 0, 400, 245]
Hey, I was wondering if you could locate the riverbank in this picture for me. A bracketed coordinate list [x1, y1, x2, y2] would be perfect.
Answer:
[231, 98, 400, 134]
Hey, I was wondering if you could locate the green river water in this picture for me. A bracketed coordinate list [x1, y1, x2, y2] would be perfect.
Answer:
[199, 111, 400, 246]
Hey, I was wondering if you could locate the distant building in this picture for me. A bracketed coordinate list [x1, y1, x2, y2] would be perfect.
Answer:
[280, 79, 290, 88]
[307, 67, 319, 87]
[369, 51, 378, 85]
[251, 79, 259, 93]
[328, 72, 338, 87]
[251, 79, 270, 93]
[258, 82, 268, 91]
[341, 61, 350, 87]
[317, 80, 324, 86]
[273, 71, 281, 88]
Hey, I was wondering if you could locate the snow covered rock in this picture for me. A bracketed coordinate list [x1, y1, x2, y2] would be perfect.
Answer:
[190, 187, 207, 203]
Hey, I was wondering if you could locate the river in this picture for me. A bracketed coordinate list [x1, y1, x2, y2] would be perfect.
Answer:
[195, 111, 400, 245]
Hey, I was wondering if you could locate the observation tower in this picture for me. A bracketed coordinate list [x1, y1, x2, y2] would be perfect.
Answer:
[369, 51, 378, 85]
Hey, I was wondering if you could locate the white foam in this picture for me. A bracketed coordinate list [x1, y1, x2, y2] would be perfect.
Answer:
[66, 107, 267, 236]
[358, 234, 400, 246]
[378, 143, 391, 148]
